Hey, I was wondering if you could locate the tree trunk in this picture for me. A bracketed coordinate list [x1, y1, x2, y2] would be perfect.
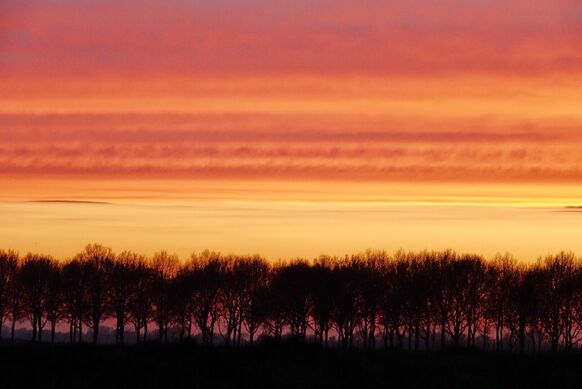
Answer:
[11, 314, 16, 343]
[120, 320, 125, 344]
[518, 317, 526, 354]
[51, 321, 56, 344]
[237, 319, 243, 346]
[440, 318, 446, 349]
[32, 313, 38, 342]
[37, 316, 43, 342]
[93, 316, 100, 344]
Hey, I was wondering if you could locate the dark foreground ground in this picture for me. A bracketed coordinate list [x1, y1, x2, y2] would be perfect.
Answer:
[1, 341, 581, 389]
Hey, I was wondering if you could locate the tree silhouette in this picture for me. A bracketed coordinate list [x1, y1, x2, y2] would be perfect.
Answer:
[0, 250, 18, 340]
[187, 251, 224, 344]
[217, 257, 241, 346]
[237, 257, 269, 345]
[127, 255, 153, 343]
[151, 251, 180, 342]
[62, 259, 87, 343]
[19, 254, 54, 341]
[75, 244, 114, 344]
[5, 244, 582, 353]
[310, 257, 335, 346]
[45, 261, 62, 343]
[331, 260, 361, 347]
[536, 252, 580, 352]
[172, 268, 195, 341]
[486, 254, 518, 350]
[109, 251, 141, 344]
[270, 261, 311, 341]
[353, 251, 386, 349]
[7, 252, 23, 343]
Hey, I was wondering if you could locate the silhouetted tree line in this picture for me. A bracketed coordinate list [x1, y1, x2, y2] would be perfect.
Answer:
[2, 244, 582, 352]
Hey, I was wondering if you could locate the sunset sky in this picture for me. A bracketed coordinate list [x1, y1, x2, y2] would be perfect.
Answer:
[1, 0, 582, 260]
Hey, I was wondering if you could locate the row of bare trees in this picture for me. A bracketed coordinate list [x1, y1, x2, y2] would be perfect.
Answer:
[1, 244, 582, 352]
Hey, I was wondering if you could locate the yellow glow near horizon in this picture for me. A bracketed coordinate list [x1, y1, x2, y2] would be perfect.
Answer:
[1, 178, 582, 262]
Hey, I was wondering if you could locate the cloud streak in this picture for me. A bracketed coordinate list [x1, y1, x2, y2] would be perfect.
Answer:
[2, 0, 581, 77]
[2, 114, 582, 182]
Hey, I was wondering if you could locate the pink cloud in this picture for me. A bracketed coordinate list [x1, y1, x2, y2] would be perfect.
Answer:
[1, 0, 581, 76]
[2, 113, 582, 182]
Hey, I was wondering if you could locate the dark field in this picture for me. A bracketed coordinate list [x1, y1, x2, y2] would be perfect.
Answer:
[1, 341, 581, 389]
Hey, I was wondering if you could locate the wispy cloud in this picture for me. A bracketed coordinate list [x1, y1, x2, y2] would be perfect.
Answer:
[29, 199, 112, 205]
[2, 112, 582, 182]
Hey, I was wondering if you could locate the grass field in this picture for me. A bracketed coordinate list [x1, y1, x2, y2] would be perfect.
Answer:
[1, 340, 581, 388]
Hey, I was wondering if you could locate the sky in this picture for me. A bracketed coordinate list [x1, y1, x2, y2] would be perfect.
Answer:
[1, 0, 582, 260]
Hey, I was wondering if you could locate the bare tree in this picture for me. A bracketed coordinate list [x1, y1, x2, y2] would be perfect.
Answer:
[151, 251, 180, 342]
[354, 251, 387, 349]
[127, 255, 153, 343]
[7, 253, 23, 343]
[310, 257, 335, 346]
[271, 261, 311, 341]
[75, 244, 114, 344]
[62, 259, 87, 343]
[19, 254, 54, 342]
[187, 251, 224, 344]
[109, 251, 142, 344]
[331, 259, 361, 347]
[537, 252, 579, 352]
[486, 254, 518, 351]
[0, 250, 18, 340]
[45, 262, 63, 343]
[235, 256, 268, 345]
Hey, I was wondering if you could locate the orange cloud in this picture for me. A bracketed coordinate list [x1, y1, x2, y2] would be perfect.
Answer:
[2, 110, 582, 182]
